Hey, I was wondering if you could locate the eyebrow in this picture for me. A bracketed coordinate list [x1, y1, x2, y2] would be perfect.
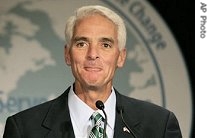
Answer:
[73, 36, 89, 42]
[99, 37, 115, 44]
[73, 36, 115, 44]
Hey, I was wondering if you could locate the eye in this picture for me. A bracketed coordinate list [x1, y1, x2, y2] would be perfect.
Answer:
[102, 43, 112, 48]
[75, 41, 88, 48]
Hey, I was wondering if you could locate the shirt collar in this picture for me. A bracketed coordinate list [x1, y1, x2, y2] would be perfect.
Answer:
[68, 86, 93, 133]
[103, 87, 116, 129]
[68, 84, 116, 130]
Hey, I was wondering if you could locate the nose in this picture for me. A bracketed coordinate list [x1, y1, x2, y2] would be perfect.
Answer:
[86, 45, 99, 60]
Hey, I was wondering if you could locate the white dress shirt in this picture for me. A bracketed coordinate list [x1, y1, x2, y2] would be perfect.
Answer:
[68, 84, 116, 138]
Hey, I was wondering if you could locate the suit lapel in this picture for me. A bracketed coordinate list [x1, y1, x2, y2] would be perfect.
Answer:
[114, 90, 143, 138]
[38, 87, 143, 138]
[114, 110, 134, 138]
[42, 87, 75, 138]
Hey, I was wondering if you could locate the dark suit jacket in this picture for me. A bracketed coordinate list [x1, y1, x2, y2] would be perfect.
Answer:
[3, 87, 182, 138]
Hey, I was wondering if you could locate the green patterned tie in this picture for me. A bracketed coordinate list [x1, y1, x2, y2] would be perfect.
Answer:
[89, 112, 107, 138]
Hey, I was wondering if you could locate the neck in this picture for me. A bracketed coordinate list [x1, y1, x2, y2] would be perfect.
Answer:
[73, 82, 112, 110]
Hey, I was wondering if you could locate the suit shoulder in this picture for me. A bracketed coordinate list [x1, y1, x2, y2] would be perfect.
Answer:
[120, 94, 170, 115]
[116, 94, 182, 137]
[12, 88, 69, 119]
[12, 98, 55, 120]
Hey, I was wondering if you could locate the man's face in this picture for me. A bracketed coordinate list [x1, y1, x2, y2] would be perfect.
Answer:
[65, 14, 126, 90]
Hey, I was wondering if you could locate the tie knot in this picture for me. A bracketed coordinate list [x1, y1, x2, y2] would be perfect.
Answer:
[91, 112, 104, 125]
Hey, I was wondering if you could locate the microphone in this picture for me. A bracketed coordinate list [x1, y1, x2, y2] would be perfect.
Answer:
[117, 106, 137, 138]
[95, 100, 107, 138]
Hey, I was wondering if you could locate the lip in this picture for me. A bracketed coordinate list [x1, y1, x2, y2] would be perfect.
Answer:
[84, 67, 102, 72]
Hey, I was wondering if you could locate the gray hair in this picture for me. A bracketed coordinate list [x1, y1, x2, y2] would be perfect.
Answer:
[65, 5, 126, 50]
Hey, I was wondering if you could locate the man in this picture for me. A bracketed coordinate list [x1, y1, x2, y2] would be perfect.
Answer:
[3, 5, 182, 138]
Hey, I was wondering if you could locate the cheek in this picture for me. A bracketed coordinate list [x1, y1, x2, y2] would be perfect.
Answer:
[71, 58, 82, 68]
[70, 50, 82, 61]
[69, 53, 81, 69]
[103, 56, 119, 70]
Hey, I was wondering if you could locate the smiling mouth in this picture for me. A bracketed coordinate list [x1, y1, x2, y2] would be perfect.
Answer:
[84, 67, 102, 72]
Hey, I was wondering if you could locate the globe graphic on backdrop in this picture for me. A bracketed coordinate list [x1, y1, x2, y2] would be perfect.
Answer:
[0, 1, 148, 131]
[0, 0, 191, 137]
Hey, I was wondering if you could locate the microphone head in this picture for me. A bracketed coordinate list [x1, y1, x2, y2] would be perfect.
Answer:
[95, 100, 104, 110]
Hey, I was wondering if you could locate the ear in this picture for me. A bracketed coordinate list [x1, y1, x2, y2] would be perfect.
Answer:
[64, 44, 71, 66]
[117, 48, 126, 68]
